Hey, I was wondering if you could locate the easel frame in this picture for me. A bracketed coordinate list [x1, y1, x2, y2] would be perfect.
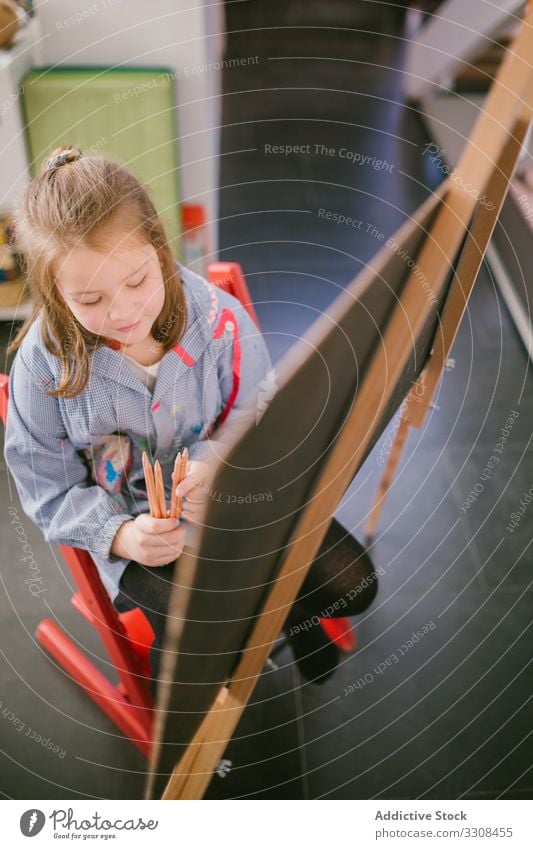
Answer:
[365, 1, 533, 540]
[365, 112, 531, 541]
[147, 2, 533, 800]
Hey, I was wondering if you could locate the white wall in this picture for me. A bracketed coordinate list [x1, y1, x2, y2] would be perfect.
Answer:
[33, 0, 225, 258]
[0, 16, 42, 215]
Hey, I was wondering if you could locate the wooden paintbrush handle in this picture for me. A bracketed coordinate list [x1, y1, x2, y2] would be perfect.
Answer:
[170, 451, 181, 519]
[142, 451, 159, 517]
[177, 447, 189, 516]
[153, 460, 167, 518]
[169, 447, 189, 518]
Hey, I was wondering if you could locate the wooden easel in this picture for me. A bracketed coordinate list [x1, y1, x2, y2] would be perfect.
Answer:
[147, 2, 533, 800]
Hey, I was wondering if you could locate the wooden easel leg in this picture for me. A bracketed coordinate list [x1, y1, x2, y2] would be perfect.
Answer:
[161, 685, 232, 799]
[364, 408, 412, 544]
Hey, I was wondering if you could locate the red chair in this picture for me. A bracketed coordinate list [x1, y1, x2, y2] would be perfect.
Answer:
[0, 262, 355, 757]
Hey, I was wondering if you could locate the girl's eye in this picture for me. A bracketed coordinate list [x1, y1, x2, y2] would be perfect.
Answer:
[128, 275, 147, 289]
[80, 275, 147, 306]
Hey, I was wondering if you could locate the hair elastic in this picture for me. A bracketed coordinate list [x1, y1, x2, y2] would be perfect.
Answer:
[46, 148, 83, 171]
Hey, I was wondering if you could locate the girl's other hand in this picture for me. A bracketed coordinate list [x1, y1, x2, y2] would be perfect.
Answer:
[111, 514, 187, 566]
[175, 460, 210, 524]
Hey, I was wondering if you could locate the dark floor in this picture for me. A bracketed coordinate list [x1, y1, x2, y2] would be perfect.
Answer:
[1, 0, 532, 800]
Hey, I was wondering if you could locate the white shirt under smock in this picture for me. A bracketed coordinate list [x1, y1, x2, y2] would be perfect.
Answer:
[121, 353, 161, 393]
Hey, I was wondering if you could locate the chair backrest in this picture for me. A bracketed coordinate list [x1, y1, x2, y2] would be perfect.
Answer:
[207, 262, 260, 328]
[0, 374, 8, 427]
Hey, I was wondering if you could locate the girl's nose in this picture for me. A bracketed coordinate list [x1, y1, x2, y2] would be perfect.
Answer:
[108, 304, 140, 324]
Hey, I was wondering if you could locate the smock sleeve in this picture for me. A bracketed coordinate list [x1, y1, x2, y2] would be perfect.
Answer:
[3, 349, 133, 562]
[187, 299, 274, 463]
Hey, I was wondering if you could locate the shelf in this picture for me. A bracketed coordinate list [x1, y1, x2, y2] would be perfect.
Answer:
[0, 299, 32, 321]
[0, 15, 40, 71]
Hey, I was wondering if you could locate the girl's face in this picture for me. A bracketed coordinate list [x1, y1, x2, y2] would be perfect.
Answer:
[55, 232, 166, 345]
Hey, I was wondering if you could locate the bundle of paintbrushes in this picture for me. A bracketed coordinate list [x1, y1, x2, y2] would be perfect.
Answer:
[142, 447, 189, 519]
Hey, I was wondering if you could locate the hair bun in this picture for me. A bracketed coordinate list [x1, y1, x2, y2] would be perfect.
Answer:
[45, 145, 84, 172]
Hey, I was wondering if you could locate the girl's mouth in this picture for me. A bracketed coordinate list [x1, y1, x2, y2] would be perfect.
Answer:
[116, 321, 141, 332]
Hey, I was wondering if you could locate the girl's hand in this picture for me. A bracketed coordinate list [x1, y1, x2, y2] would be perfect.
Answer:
[175, 460, 210, 524]
[111, 515, 187, 566]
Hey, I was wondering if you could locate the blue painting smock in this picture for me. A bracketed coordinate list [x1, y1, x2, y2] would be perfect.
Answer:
[3, 263, 272, 602]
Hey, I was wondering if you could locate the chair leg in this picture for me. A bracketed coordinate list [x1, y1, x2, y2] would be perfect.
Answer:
[36, 619, 153, 758]
[270, 617, 357, 660]
[319, 617, 357, 652]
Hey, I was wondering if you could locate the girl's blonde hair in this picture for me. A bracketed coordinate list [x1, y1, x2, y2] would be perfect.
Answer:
[8, 144, 188, 399]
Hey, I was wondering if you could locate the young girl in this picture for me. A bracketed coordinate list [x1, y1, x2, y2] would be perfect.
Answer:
[4, 145, 378, 692]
